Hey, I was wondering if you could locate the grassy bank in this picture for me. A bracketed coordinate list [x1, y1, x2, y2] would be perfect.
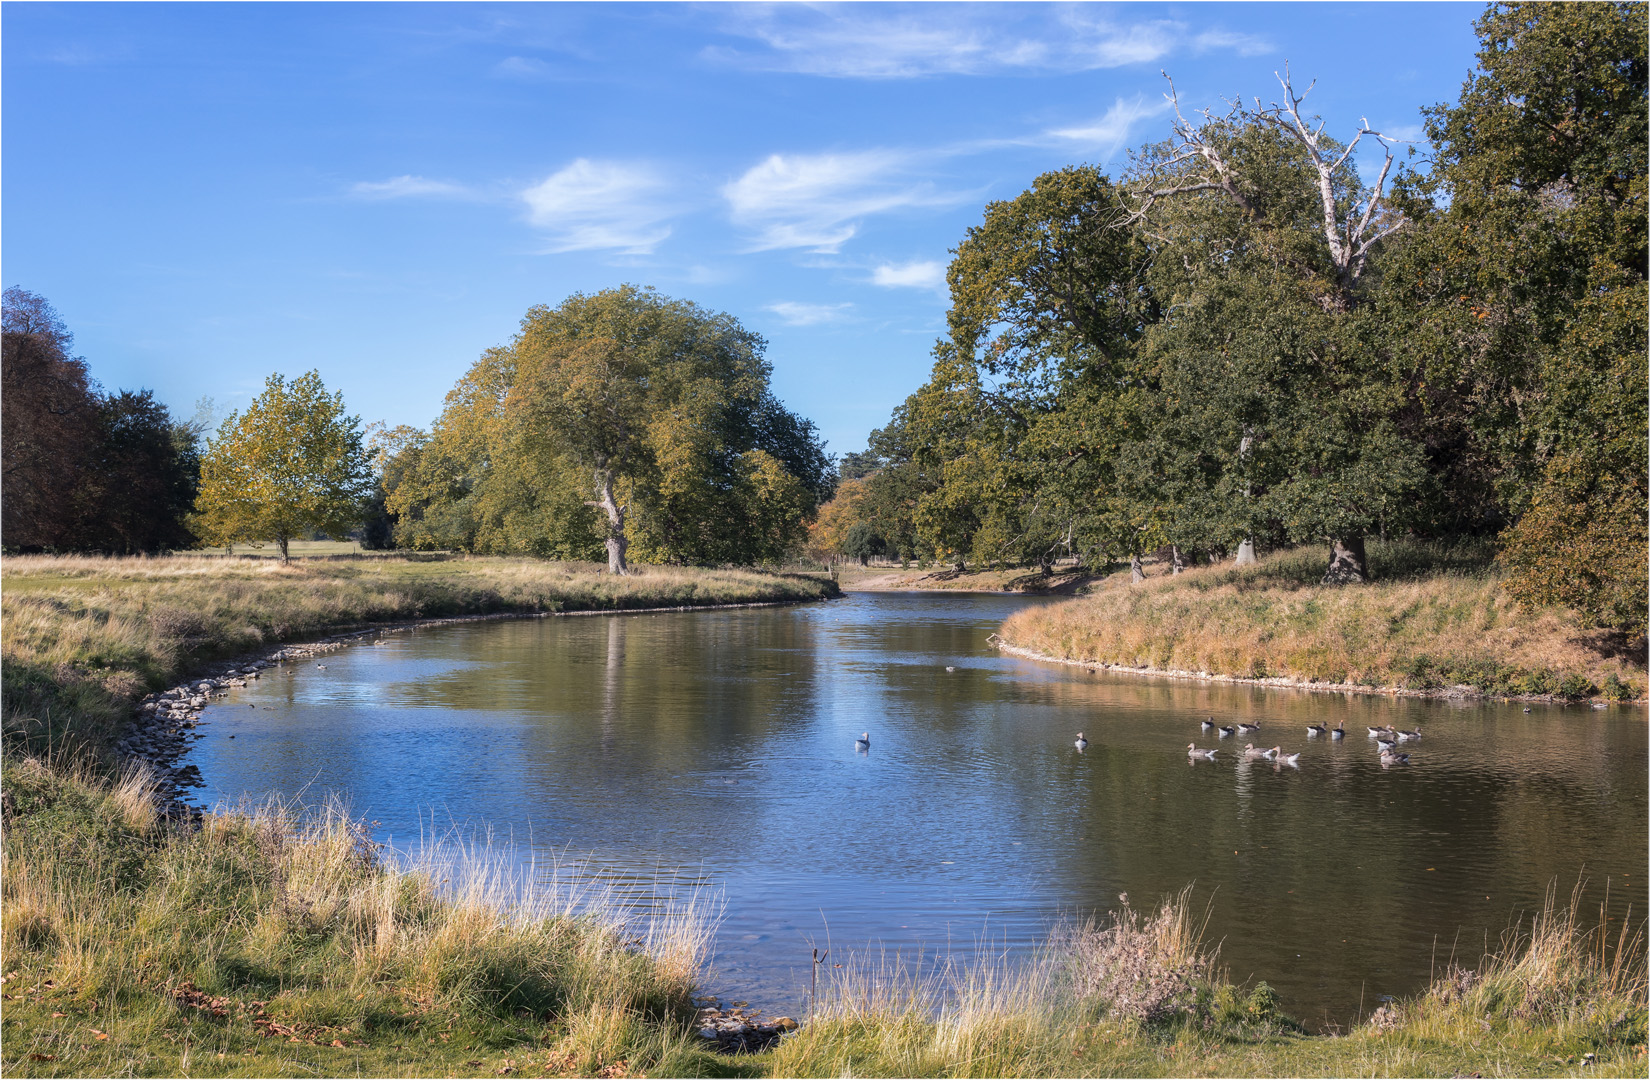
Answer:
[1, 553, 838, 757]
[769, 885, 1646, 1078]
[997, 543, 1646, 701]
[1, 758, 722, 1078]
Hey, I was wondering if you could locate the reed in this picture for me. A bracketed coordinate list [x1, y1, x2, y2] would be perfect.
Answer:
[998, 542, 1644, 701]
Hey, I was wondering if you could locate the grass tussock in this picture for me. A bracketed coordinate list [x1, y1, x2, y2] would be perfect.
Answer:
[0, 755, 720, 1077]
[1, 553, 836, 756]
[999, 541, 1644, 701]
[767, 886, 1646, 1078]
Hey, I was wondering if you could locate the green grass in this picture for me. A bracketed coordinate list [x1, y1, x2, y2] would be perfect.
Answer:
[997, 541, 1645, 701]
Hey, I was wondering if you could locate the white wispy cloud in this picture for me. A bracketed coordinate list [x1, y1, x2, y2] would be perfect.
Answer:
[350, 175, 473, 200]
[1192, 30, 1273, 58]
[704, 7, 1260, 79]
[1045, 96, 1170, 156]
[521, 159, 676, 254]
[494, 55, 554, 79]
[765, 301, 853, 326]
[870, 260, 946, 291]
[723, 151, 966, 253]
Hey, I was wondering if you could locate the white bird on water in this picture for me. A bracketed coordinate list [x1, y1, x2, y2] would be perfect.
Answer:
[855, 732, 870, 749]
[1075, 733, 1089, 750]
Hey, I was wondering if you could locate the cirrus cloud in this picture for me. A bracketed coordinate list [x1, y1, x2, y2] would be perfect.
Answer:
[521, 159, 677, 255]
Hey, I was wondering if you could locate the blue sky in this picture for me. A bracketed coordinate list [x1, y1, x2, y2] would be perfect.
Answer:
[3, 2, 1483, 458]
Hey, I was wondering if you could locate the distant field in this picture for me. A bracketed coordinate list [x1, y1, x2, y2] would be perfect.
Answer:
[191, 539, 370, 557]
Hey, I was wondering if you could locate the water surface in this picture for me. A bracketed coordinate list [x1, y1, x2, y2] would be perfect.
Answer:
[186, 591, 1648, 1027]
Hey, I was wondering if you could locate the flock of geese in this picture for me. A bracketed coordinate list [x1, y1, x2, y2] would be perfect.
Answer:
[1183, 717, 1421, 768]
[854, 708, 1424, 770]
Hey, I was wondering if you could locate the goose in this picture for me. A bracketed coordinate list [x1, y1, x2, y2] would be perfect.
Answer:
[945, 665, 956, 672]
[1306, 723, 1327, 738]
[1366, 726, 1387, 738]
[1379, 749, 1410, 766]
[1396, 727, 1422, 742]
[1375, 736, 1398, 753]
[1331, 724, 1346, 741]
[854, 732, 870, 749]
[1242, 742, 1270, 760]
[1075, 733, 1089, 751]
[1237, 721, 1261, 734]
[1201, 718, 1216, 731]
[1217, 724, 1235, 739]
[1187, 743, 1217, 760]
[1276, 749, 1301, 766]
[1262, 745, 1282, 760]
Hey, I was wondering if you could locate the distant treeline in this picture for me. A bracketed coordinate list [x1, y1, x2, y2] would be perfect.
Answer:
[1, 288, 199, 555]
[811, 2, 1647, 636]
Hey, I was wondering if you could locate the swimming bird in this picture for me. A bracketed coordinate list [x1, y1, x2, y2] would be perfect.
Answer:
[1523, 707, 1532, 713]
[1375, 736, 1398, 753]
[1331, 724, 1346, 741]
[1075, 733, 1088, 751]
[1279, 749, 1301, 766]
[855, 732, 870, 749]
[1396, 727, 1422, 742]
[1367, 726, 1385, 738]
[1307, 723, 1327, 738]
[1237, 721, 1261, 734]
[1262, 745, 1282, 760]
[1187, 743, 1217, 760]
[945, 666, 956, 672]
[1217, 725, 1235, 739]
[1379, 749, 1410, 766]
[1243, 742, 1270, 759]
[1201, 718, 1216, 731]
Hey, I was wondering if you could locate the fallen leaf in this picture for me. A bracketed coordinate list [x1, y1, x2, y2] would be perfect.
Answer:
[331, 1039, 346, 1048]
[51, 1011, 66, 1018]
[30, 1053, 57, 1062]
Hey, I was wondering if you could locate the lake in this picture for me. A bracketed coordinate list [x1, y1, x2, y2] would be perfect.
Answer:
[184, 590, 1648, 1028]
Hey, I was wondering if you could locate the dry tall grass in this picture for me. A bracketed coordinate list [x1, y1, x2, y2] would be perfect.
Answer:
[999, 543, 1644, 700]
[765, 884, 1647, 1078]
[1, 553, 835, 754]
[2, 755, 717, 1076]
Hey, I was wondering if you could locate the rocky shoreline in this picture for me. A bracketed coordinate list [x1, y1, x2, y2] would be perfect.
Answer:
[691, 998, 800, 1053]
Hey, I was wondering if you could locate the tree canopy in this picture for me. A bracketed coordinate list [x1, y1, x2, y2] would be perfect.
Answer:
[384, 286, 831, 571]
[813, 1, 1646, 636]
[2, 287, 199, 554]
[193, 370, 373, 562]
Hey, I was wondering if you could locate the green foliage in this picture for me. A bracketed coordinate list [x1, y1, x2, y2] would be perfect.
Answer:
[192, 370, 373, 562]
[386, 286, 829, 569]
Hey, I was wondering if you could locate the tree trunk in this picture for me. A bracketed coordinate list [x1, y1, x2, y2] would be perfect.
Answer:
[1232, 538, 1257, 566]
[277, 534, 290, 564]
[1171, 545, 1186, 575]
[1130, 554, 1145, 583]
[1323, 536, 1368, 584]
[594, 467, 628, 575]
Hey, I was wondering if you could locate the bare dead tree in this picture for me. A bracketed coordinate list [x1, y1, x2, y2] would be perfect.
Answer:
[1127, 67, 1408, 298]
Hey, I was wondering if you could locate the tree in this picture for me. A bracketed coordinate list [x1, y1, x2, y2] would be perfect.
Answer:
[78, 390, 200, 553]
[507, 286, 829, 572]
[1393, 0, 1647, 634]
[1, 288, 99, 551]
[193, 370, 373, 562]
